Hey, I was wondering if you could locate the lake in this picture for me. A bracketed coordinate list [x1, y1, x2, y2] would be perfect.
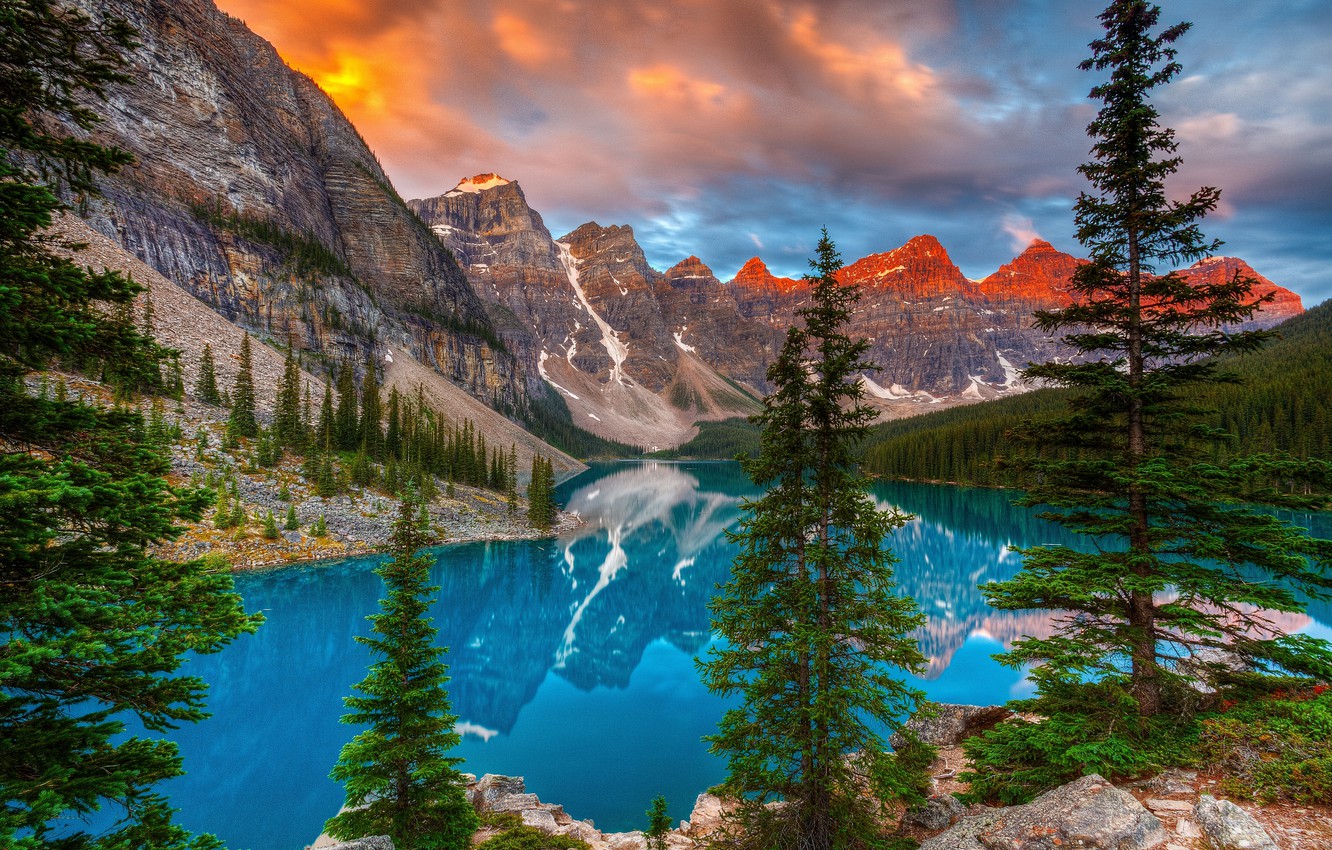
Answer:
[150, 461, 1332, 848]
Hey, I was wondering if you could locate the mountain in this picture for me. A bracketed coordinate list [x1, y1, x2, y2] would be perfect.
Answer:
[861, 297, 1332, 483]
[64, 0, 523, 410]
[411, 169, 1302, 446]
[53, 0, 1304, 454]
[410, 180, 764, 450]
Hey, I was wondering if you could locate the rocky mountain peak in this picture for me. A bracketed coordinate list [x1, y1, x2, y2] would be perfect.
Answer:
[1179, 256, 1303, 325]
[730, 257, 804, 292]
[840, 234, 975, 299]
[666, 255, 716, 280]
[978, 239, 1082, 306]
[445, 173, 512, 196]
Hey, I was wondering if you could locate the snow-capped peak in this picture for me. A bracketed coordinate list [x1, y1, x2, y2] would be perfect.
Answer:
[444, 173, 511, 196]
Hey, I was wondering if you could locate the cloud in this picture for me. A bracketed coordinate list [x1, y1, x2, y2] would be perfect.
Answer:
[1001, 213, 1042, 253]
[214, 0, 1332, 305]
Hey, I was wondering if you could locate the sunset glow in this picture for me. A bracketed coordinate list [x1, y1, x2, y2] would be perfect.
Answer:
[218, 0, 1332, 304]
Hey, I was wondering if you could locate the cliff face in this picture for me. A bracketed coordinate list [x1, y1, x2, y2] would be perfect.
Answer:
[410, 183, 764, 449]
[68, 0, 520, 405]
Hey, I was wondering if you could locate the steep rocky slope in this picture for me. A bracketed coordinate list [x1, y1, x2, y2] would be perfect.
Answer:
[410, 180, 763, 449]
[66, 0, 521, 411]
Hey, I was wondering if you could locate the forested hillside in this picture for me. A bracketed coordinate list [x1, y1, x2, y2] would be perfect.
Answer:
[862, 298, 1332, 484]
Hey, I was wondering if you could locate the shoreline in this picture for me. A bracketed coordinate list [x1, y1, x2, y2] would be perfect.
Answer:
[157, 508, 585, 573]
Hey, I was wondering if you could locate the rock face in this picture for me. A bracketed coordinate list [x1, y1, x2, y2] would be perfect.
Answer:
[65, 0, 522, 408]
[1193, 796, 1278, 850]
[890, 703, 1012, 750]
[410, 184, 764, 449]
[922, 774, 1168, 850]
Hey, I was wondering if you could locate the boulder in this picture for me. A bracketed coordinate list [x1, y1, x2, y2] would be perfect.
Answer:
[471, 774, 527, 810]
[684, 793, 731, 838]
[904, 793, 967, 831]
[1193, 795, 1278, 850]
[922, 774, 1167, 850]
[890, 704, 1011, 750]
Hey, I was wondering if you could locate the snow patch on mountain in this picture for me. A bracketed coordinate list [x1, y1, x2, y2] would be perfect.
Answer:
[556, 241, 628, 384]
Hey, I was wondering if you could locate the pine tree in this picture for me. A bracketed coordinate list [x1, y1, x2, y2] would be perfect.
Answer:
[285, 504, 299, 531]
[966, 0, 1332, 800]
[360, 354, 383, 459]
[227, 333, 258, 439]
[325, 494, 478, 849]
[697, 231, 929, 850]
[261, 510, 279, 540]
[334, 360, 359, 451]
[645, 796, 671, 850]
[275, 345, 303, 450]
[316, 380, 335, 450]
[0, 4, 260, 847]
[195, 342, 222, 405]
[526, 455, 557, 530]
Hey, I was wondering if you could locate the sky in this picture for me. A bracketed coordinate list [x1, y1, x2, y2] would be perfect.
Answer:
[216, 0, 1332, 304]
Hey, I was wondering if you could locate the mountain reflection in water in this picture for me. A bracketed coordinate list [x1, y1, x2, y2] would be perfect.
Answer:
[155, 461, 1330, 849]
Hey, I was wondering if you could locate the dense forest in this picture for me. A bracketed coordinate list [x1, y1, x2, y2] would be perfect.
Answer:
[861, 298, 1332, 484]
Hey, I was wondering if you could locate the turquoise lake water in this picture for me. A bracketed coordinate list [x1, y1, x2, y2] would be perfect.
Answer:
[145, 462, 1332, 848]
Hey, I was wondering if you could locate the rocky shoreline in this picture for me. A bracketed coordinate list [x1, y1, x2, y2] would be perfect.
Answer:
[309, 704, 1329, 850]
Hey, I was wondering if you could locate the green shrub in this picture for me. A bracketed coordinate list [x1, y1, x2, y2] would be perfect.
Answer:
[1197, 683, 1332, 804]
[960, 677, 1197, 805]
[477, 825, 589, 850]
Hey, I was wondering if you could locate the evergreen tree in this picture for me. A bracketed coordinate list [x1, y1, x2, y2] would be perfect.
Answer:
[316, 380, 335, 450]
[325, 494, 478, 849]
[965, 0, 1332, 802]
[227, 333, 258, 439]
[0, 4, 260, 847]
[194, 343, 221, 405]
[285, 504, 299, 531]
[526, 455, 557, 530]
[385, 386, 402, 460]
[261, 510, 279, 540]
[334, 360, 359, 451]
[360, 354, 383, 459]
[697, 231, 929, 850]
[645, 796, 671, 850]
[275, 345, 303, 450]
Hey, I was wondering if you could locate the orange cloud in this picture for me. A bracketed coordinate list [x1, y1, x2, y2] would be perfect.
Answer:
[493, 12, 564, 68]
[787, 9, 936, 101]
[627, 65, 729, 108]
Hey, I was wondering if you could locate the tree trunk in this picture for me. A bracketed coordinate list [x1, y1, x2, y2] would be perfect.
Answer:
[1126, 229, 1160, 717]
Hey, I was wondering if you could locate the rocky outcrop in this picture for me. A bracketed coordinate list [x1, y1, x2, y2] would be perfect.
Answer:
[890, 703, 1013, 750]
[1193, 796, 1278, 850]
[922, 774, 1168, 850]
[66, 0, 522, 409]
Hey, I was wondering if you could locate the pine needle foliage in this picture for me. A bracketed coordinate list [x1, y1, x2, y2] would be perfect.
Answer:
[698, 231, 929, 850]
[0, 3, 261, 847]
[325, 494, 478, 850]
[966, 0, 1332, 803]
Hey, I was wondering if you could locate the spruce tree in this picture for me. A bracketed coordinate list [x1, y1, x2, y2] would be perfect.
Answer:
[316, 380, 335, 450]
[275, 346, 303, 450]
[360, 355, 383, 459]
[967, 0, 1332, 800]
[0, 3, 260, 847]
[227, 333, 258, 439]
[697, 231, 929, 850]
[325, 494, 478, 849]
[334, 360, 359, 451]
[196, 346, 222, 406]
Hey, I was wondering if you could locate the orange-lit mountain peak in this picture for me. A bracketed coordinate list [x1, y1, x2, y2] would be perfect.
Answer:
[445, 173, 512, 196]
[839, 234, 973, 298]
[731, 257, 804, 292]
